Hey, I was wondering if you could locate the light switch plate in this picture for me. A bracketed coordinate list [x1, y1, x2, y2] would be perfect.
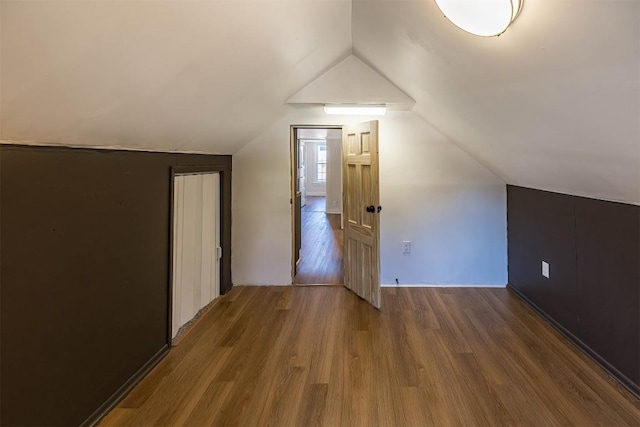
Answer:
[542, 261, 550, 278]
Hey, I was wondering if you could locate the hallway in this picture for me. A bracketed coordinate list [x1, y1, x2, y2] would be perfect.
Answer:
[295, 197, 343, 285]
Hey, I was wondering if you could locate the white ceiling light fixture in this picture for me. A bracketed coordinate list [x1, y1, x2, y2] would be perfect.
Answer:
[434, 0, 523, 37]
[323, 104, 387, 116]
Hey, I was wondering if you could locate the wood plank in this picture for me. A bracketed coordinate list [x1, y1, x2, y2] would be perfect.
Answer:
[99, 286, 640, 426]
[295, 197, 344, 285]
[296, 383, 329, 427]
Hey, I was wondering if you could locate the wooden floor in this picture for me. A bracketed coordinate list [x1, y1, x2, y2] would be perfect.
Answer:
[101, 286, 639, 426]
[295, 196, 343, 285]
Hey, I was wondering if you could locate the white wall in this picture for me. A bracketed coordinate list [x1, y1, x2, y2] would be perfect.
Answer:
[325, 136, 342, 214]
[232, 107, 507, 286]
[303, 140, 327, 197]
[378, 114, 506, 285]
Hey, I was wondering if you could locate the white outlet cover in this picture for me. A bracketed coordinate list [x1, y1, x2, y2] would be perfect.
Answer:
[542, 261, 550, 278]
[402, 241, 411, 253]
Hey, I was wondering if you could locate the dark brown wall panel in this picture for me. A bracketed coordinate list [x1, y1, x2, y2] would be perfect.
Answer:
[575, 197, 639, 386]
[0, 145, 232, 426]
[507, 185, 640, 393]
[507, 186, 579, 332]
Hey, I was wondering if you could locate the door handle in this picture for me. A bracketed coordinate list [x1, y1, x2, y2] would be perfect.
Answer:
[366, 205, 375, 213]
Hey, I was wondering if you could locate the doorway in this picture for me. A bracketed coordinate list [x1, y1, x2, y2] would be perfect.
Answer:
[171, 172, 221, 341]
[291, 127, 344, 285]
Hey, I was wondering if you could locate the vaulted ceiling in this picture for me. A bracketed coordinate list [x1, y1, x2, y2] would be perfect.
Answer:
[1, 0, 352, 152]
[353, 0, 640, 204]
[2, 0, 638, 203]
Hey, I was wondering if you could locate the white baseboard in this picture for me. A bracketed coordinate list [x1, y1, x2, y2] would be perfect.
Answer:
[233, 283, 294, 287]
[234, 283, 507, 288]
[381, 283, 507, 288]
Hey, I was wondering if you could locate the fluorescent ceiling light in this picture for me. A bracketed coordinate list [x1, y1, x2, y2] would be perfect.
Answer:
[323, 104, 387, 116]
[434, 0, 522, 37]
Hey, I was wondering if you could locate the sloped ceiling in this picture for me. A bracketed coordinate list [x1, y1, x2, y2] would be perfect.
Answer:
[353, 0, 640, 204]
[2, 0, 639, 203]
[0, 0, 351, 153]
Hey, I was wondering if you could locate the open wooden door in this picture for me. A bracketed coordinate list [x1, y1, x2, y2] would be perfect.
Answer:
[342, 121, 381, 308]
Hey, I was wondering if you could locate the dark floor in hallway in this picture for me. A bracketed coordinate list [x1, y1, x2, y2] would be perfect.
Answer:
[295, 196, 343, 285]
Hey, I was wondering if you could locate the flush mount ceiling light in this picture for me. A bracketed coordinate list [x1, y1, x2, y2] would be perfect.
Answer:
[323, 104, 387, 116]
[434, 0, 522, 37]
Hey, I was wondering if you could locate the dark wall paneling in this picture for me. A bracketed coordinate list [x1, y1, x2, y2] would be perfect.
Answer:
[507, 187, 579, 333]
[507, 185, 640, 396]
[574, 197, 639, 387]
[0, 145, 232, 426]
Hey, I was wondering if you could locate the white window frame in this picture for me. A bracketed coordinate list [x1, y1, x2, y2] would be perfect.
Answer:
[315, 143, 327, 183]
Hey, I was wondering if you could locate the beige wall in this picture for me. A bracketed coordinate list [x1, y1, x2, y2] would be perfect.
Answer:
[325, 136, 343, 214]
[303, 139, 327, 197]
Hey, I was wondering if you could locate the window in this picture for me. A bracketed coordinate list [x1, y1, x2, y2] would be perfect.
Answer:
[316, 144, 327, 182]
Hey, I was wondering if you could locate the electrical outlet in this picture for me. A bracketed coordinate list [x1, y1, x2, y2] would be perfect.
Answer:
[542, 261, 550, 278]
[332, 200, 338, 207]
[402, 241, 411, 253]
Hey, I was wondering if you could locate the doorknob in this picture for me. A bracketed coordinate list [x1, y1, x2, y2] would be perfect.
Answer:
[366, 205, 375, 213]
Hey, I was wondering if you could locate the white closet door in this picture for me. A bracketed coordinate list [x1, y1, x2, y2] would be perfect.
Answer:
[172, 173, 220, 338]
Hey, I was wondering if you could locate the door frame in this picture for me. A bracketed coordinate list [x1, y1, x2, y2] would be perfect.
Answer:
[168, 165, 229, 346]
[290, 125, 343, 284]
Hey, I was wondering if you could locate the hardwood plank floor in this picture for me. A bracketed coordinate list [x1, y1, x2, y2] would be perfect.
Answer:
[301, 196, 327, 213]
[295, 196, 343, 285]
[100, 286, 639, 426]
